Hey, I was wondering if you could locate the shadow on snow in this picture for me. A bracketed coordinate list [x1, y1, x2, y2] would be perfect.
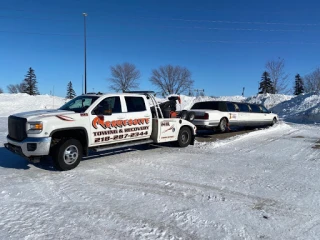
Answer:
[0, 143, 160, 171]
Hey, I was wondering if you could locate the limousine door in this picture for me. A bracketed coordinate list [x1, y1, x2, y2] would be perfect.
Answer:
[259, 105, 274, 124]
[249, 104, 264, 126]
[235, 103, 252, 126]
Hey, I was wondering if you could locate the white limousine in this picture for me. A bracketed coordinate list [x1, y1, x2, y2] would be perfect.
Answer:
[190, 101, 278, 132]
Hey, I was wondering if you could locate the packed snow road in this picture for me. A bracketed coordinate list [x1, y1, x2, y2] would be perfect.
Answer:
[0, 122, 319, 239]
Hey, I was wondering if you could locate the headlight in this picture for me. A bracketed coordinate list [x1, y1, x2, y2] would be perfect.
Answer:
[28, 122, 43, 133]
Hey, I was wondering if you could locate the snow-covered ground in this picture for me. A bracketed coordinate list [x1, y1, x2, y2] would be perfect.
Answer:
[0, 93, 319, 239]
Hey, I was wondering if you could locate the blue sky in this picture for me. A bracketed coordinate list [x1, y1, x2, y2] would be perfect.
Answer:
[1, 0, 320, 98]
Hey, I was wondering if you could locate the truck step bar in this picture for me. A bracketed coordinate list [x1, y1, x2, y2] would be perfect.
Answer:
[91, 139, 154, 152]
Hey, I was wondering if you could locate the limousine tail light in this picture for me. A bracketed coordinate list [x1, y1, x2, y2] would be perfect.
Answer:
[195, 113, 209, 120]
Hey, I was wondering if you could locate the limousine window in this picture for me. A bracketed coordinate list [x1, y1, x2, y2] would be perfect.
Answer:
[260, 105, 270, 113]
[191, 101, 220, 110]
[237, 103, 250, 112]
[250, 104, 261, 113]
[227, 102, 237, 112]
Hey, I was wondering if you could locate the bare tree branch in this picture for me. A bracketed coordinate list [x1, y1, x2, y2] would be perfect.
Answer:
[7, 84, 24, 93]
[265, 58, 289, 94]
[150, 65, 194, 96]
[108, 62, 140, 92]
[304, 67, 320, 92]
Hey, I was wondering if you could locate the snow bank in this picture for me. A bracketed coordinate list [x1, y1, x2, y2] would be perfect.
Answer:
[0, 93, 67, 117]
[271, 92, 320, 124]
[245, 93, 294, 109]
[0, 91, 319, 124]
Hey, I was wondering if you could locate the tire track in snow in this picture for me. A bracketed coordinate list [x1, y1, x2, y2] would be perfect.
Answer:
[0, 201, 196, 240]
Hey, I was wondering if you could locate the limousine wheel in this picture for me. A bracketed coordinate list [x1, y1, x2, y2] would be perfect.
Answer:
[180, 110, 188, 120]
[187, 111, 195, 121]
[218, 118, 228, 132]
[271, 117, 277, 126]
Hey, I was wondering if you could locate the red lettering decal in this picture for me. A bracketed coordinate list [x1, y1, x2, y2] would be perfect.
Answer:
[104, 121, 111, 129]
[117, 120, 122, 127]
[133, 119, 138, 125]
[122, 120, 127, 127]
[128, 119, 133, 126]
[92, 117, 106, 129]
[145, 118, 150, 124]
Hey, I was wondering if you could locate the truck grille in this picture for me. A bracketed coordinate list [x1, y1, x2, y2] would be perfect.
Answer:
[8, 116, 27, 141]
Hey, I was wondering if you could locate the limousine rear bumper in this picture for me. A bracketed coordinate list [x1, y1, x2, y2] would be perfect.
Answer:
[192, 119, 220, 128]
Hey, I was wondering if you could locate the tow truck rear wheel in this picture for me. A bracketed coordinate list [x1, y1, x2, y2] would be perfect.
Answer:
[52, 138, 82, 171]
[175, 126, 192, 148]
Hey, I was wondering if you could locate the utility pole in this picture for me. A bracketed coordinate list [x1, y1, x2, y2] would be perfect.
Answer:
[242, 87, 245, 96]
[83, 13, 87, 94]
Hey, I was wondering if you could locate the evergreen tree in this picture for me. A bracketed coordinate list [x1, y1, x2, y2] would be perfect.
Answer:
[258, 71, 274, 94]
[66, 81, 76, 99]
[294, 74, 304, 95]
[0, 87, 3, 93]
[22, 67, 39, 95]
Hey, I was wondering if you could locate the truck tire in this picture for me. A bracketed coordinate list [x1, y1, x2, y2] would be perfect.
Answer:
[176, 127, 192, 148]
[52, 138, 83, 171]
[187, 111, 195, 121]
[180, 110, 188, 120]
[218, 118, 228, 132]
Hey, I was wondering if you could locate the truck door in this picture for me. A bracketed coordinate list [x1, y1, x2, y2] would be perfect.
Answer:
[89, 96, 128, 146]
[123, 96, 152, 139]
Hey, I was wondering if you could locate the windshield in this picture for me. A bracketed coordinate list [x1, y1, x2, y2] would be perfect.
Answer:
[59, 95, 99, 113]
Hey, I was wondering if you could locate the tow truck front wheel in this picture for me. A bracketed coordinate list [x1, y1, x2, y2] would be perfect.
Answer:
[52, 139, 82, 171]
[175, 127, 192, 148]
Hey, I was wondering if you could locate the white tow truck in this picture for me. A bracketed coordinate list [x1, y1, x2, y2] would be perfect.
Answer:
[4, 91, 196, 170]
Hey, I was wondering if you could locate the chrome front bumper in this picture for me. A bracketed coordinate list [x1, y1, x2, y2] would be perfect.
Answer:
[5, 136, 52, 158]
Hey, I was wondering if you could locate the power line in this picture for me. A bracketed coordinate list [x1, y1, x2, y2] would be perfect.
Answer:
[0, 15, 74, 21]
[0, 6, 318, 16]
[0, 30, 82, 37]
[158, 17, 320, 26]
[0, 30, 318, 45]
[0, 19, 318, 34]
[0, 11, 320, 27]
[172, 26, 313, 32]
[179, 39, 318, 45]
